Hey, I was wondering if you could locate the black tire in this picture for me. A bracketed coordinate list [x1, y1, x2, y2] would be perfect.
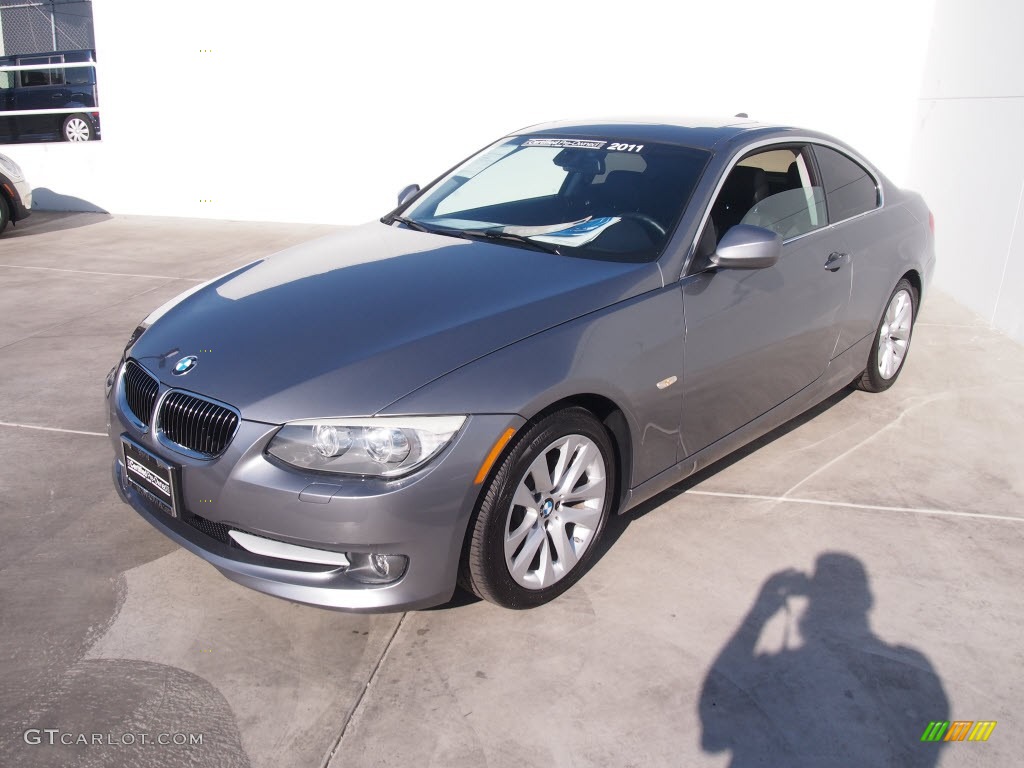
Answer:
[460, 407, 616, 609]
[0, 194, 9, 235]
[62, 113, 93, 142]
[855, 278, 917, 393]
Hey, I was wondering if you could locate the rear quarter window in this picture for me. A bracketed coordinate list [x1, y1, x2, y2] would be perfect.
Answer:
[814, 145, 879, 222]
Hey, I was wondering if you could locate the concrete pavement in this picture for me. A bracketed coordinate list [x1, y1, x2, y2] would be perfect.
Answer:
[1, 213, 1021, 767]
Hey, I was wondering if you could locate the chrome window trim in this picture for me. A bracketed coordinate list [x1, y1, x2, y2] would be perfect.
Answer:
[681, 136, 884, 278]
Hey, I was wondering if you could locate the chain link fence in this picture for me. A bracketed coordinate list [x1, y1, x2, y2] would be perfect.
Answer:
[0, 0, 94, 56]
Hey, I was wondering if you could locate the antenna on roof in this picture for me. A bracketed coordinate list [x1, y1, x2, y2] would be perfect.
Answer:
[735, 112, 749, 118]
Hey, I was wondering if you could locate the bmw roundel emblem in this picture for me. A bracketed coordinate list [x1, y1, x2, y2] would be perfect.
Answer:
[173, 355, 198, 375]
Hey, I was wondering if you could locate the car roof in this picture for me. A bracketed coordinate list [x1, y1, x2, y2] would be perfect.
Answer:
[514, 116, 806, 151]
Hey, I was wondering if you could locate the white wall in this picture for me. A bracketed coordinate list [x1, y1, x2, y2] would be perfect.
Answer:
[908, 0, 1024, 343]
[5, 0, 933, 225]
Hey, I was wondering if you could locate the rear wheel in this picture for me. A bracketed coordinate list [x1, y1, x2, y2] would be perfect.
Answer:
[62, 114, 93, 142]
[460, 407, 615, 609]
[0, 194, 9, 235]
[855, 278, 917, 392]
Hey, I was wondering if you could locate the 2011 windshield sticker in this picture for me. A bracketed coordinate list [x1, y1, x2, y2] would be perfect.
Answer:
[523, 138, 607, 149]
[608, 142, 644, 153]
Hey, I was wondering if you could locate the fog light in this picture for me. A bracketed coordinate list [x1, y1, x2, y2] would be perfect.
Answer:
[346, 552, 408, 585]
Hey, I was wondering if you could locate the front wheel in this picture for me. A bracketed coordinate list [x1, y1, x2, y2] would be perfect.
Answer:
[855, 278, 917, 392]
[460, 407, 616, 609]
[62, 114, 93, 142]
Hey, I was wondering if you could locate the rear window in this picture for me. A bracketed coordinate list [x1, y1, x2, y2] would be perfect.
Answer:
[66, 66, 94, 86]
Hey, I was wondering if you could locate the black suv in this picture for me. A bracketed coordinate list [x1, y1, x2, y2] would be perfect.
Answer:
[0, 49, 100, 143]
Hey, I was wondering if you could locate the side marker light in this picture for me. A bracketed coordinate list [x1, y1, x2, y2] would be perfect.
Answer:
[474, 427, 517, 485]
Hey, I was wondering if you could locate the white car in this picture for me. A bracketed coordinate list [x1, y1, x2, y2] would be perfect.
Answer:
[0, 152, 32, 234]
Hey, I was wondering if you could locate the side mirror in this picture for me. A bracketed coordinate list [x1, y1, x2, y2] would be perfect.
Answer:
[397, 183, 421, 206]
[711, 224, 782, 270]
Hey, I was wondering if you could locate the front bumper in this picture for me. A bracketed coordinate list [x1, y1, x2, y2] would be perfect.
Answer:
[108, 378, 523, 612]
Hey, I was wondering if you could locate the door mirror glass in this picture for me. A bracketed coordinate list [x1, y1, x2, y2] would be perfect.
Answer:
[397, 184, 420, 206]
[712, 224, 782, 270]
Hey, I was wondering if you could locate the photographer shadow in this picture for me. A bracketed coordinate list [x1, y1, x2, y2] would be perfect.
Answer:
[699, 553, 948, 767]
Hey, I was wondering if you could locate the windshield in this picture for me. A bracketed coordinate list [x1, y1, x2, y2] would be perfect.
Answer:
[397, 136, 710, 262]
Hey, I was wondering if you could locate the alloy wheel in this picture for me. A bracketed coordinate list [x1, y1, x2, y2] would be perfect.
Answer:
[503, 433, 606, 590]
[877, 288, 913, 379]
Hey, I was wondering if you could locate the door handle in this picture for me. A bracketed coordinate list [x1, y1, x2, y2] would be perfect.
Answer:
[825, 252, 850, 271]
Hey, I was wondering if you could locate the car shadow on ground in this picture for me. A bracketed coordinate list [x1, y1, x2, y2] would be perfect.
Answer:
[31, 187, 108, 214]
[596, 386, 854, 559]
[2, 187, 110, 240]
[429, 586, 481, 610]
[5, 209, 111, 239]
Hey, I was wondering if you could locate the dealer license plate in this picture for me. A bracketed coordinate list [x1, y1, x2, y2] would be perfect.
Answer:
[121, 437, 179, 517]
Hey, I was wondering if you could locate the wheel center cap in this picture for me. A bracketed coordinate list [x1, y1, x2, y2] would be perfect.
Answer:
[541, 499, 554, 518]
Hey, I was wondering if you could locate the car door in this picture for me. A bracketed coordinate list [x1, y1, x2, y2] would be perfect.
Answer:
[678, 144, 852, 457]
[15, 56, 60, 139]
[812, 144, 886, 355]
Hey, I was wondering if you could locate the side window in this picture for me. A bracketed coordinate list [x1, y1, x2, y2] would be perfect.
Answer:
[700, 145, 826, 258]
[66, 65, 93, 86]
[814, 145, 879, 222]
[16, 56, 63, 87]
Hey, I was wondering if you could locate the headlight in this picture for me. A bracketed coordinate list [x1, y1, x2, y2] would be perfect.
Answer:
[266, 416, 466, 478]
[0, 153, 24, 181]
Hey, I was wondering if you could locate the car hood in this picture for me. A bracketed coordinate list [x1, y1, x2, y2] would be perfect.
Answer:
[129, 222, 661, 423]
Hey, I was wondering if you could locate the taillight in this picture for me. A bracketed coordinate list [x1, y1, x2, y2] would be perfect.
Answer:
[928, 211, 935, 233]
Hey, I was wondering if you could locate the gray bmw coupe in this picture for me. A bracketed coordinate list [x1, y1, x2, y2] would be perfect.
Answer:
[108, 118, 934, 611]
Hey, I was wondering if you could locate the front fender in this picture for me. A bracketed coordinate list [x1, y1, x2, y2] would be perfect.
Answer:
[380, 286, 685, 489]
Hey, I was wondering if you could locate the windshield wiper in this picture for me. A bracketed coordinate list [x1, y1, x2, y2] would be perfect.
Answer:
[388, 215, 430, 232]
[385, 217, 561, 253]
[467, 230, 562, 255]
[387, 217, 478, 243]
